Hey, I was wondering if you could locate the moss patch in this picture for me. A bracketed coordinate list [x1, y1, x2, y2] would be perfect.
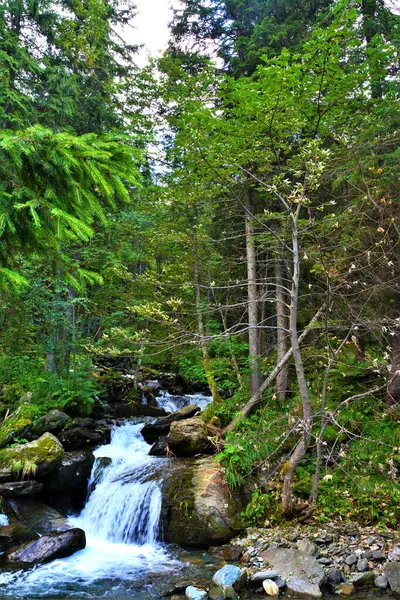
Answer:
[0, 404, 40, 449]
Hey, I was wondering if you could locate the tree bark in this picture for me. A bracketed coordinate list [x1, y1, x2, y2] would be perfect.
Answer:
[275, 258, 290, 399]
[245, 195, 261, 395]
[387, 326, 400, 406]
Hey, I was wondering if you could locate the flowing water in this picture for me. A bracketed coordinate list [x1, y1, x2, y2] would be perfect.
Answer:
[0, 392, 216, 599]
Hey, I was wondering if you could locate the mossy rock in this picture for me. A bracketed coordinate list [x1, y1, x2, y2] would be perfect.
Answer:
[0, 404, 40, 449]
[0, 433, 64, 481]
[162, 457, 244, 548]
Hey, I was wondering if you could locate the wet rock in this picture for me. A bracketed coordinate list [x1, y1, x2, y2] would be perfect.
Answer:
[162, 458, 243, 548]
[374, 574, 388, 589]
[107, 402, 166, 419]
[0, 480, 43, 497]
[167, 417, 212, 457]
[298, 538, 319, 557]
[209, 544, 243, 562]
[212, 565, 242, 588]
[0, 404, 38, 448]
[385, 561, 400, 594]
[260, 548, 324, 598]
[0, 524, 39, 552]
[8, 499, 71, 534]
[327, 568, 344, 585]
[44, 450, 94, 492]
[0, 433, 64, 481]
[337, 582, 355, 596]
[185, 586, 208, 600]
[2, 528, 86, 565]
[141, 405, 200, 443]
[27, 410, 71, 439]
[208, 586, 237, 600]
[149, 436, 169, 457]
[251, 571, 279, 583]
[59, 425, 110, 451]
[263, 579, 279, 596]
[350, 572, 375, 587]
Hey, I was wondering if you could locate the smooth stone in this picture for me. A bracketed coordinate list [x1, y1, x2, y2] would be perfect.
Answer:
[208, 586, 237, 600]
[327, 568, 344, 585]
[337, 582, 355, 596]
[357, 558, 369, 572]
[141, 405, 200, 443]
[374, 574, 388, 589]
[345, 554, 357, 566]
[185, 586, 208, 600]
[251, 571, 279, 582]
[212, 565, 242, 588]
[260, 548, 324, 598]
[262, 579, 279, 596]
[7, 499, 71, 534]
[209, 545, 243, 562]
[385, 561, 400, 594]
[27, 410, 71, 439]
[167, 417, 212, 457]
[371, 550, 385, 561]
[3, 528, 86, 565]
[298, 538, 319, 557]
[388, 544, 400, 562]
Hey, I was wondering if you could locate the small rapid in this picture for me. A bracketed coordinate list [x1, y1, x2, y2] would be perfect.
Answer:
[0, 422, 177, 598]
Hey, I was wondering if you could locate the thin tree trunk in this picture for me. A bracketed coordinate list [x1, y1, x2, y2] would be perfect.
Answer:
[245, 195, 261, 395]
[275, 258, 290, 399]
[281, 206, 313, 516]
[223, 303, 325, 435]
[387, 326, 400, 406]
[193, 230, 221, 404]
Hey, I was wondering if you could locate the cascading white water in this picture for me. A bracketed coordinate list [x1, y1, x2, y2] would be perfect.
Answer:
[0, 422, 178, 598]
[156, 391, 212, 413]
[74, 423, 162, 545]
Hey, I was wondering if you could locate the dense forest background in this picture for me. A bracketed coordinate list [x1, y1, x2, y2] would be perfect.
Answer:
[0, 0, 399, 526]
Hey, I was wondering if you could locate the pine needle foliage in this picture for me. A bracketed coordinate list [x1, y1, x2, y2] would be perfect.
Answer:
[0, 125, 142, 287]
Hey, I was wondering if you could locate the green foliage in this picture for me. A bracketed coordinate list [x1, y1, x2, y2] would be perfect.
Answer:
[241, 490, 281, 527]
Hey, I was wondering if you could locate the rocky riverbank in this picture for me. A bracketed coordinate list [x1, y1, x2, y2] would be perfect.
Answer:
[174, 524, 400, 600]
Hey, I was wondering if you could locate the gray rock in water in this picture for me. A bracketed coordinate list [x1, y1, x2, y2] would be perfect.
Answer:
[167, 417, 212, 457]
[357, 558, 369, 572]
[59, 425, 110, 451]
[8, 499, 71, 535]
[0, 524, 39, 553]
[298, 538, 319, 557]
[260, 548, 324, 598]
[345, 554, 357, 566]
[327, 568, 344, 585]
[2, 528, 86, 565]
[185, 586, 208, 600]
[0, 481, 43, 497]
[44, 450, 94, 492]
[385, 561, 400, 594]
[251, 571, 279, 582]
[212, 565, 242, 588]
[374, 574, 388, 589]
[149, 436, 169, 457]
[141, 404, 200, 443]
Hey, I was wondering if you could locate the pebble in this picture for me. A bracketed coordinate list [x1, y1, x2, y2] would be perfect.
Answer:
[357, 558, 369, 572]
[345, 554, 357, 566]
[337, 582, 355, 596]
[262, 579, 279, 596]
[185, 586, 208, 600]
[251, 571, 279, 582]
[374, 574, 388, 589]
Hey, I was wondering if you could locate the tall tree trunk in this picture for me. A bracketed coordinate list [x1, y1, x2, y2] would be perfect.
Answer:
[275, 258, 290, 399]
[281, 206, 313, 516]
[193, 230, 221, 404]
[387, 326, 400, 406]
[245, 195, 261, 395]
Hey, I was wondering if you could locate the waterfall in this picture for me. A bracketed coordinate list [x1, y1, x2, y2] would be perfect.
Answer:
[72, 423, 163, 545]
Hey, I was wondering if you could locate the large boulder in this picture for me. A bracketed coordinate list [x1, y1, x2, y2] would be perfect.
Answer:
[2, 528, 86, 565]
[162, 457, 242, 548]
[0, 433, 64, 481]
[167, 417, 212, 457]
[385, 562, 400, 595]
[59, 422, 110, 451]
[0, 404, 39, 448]
[44, 450, 94, 493]
[0, 524, 39, 552]
[107, 401, 166, 419]
[141, 405, 200, 444]
[26, 410, 71, 440]
[0, 481, 43, 497]
[259, 548, 324, 598]
[7, 499, 71, 534]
